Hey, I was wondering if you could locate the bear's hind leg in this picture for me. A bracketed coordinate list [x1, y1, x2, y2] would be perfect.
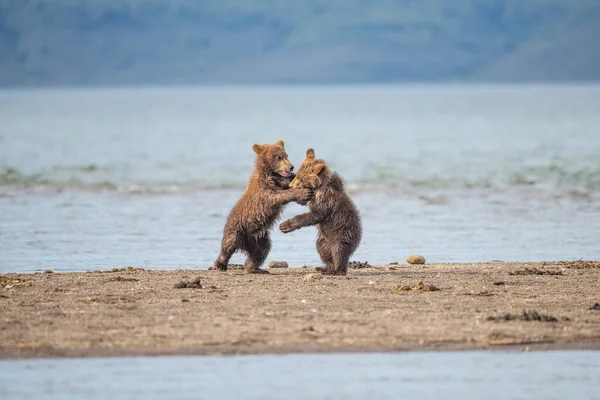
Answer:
[330, 242, 351, 276]
[315, 234, 336, 275]
[243, 234, 271, 274]
[213, 234, 237, 271]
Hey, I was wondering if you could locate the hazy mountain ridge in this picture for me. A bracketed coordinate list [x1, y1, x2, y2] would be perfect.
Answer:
[1, 0, 599, 86]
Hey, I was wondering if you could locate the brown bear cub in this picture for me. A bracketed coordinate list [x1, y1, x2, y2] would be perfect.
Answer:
[279, 148, 362, 276]
[213, 140, 313, 274]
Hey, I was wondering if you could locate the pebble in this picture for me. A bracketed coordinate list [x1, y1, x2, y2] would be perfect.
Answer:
[406, 254, 426, 264]
[303, 273, 323, 282]
[268, 260, 289, 269]
[349, 261, 371, 269]
[173, 278, 202, 289]
[396, 281, 439, 292]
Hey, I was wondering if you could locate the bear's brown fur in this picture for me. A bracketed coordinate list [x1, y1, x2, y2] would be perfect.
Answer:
[213, 140, 313, 274]
[279, 148, 362, 276]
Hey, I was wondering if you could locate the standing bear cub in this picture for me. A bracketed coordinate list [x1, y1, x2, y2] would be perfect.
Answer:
[279, 148, 362, 276]
[213, 140, 312, 274]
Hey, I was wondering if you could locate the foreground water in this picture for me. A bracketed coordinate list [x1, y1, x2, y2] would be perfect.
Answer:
[1, 85, 599, 272]
[0, 351, 599, 400]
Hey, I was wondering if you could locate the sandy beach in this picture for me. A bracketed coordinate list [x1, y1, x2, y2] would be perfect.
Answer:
[1, 260, 599, 359]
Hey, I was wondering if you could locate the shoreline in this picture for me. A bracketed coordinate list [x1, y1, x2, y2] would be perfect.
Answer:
[1, 261, 599, 359]
[3, 342, 600, 361]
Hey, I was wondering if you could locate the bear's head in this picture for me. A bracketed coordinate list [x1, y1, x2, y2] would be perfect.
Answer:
[252, 140, 295, 178]
[289, 148, 331, 190]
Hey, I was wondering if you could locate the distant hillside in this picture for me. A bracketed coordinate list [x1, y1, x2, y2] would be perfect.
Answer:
[1, 0, 599, 86]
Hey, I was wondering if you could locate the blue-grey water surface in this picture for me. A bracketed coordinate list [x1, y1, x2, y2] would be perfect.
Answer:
[1, 85, 599, 272]
[1, 86, 600, 399]
[1, 351, 599, 400]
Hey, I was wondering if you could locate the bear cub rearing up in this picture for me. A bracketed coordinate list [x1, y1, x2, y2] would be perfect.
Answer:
[213, 140, 312, 274]
[279, 148, 362, 276]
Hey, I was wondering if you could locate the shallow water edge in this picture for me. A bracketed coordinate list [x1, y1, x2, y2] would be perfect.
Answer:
[1, 351, 599, 400]
[3, 340, 600, 361]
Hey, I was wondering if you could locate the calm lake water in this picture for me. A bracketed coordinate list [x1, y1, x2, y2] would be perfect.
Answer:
[1, 86, 599, 398]
[1, 85, 600, 273]
[1, 351, 599, 400]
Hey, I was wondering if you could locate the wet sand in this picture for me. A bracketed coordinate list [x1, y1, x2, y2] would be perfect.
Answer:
[1, 261, 599, 359]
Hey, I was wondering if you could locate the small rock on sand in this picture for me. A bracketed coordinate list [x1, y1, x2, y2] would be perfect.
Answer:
[303, 273, 323, 282]
[486, 310, 558, 322]
[0, 275, 31, 288]
[396, 281, 439, 292]
[348, 261, 371, 269]
[173, 278, 202, 289]
[508, 267, 563, 276]
[406, 255, 426, 264]
[268, 261, 289, 269]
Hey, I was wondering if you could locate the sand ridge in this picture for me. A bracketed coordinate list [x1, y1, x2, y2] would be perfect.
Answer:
[1, 261, 599, 359]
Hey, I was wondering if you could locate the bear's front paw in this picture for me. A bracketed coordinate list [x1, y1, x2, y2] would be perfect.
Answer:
[212, 261, 228, 271]
[295, 188, 313, 204]
[279, 220, 297, 233]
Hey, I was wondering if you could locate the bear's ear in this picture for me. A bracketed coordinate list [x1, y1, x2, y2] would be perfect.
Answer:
[275, 140, 285, 148]
[314, 163, 328, 176]
[252, 144, 264, 154]
[306, 148, 315, 159]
